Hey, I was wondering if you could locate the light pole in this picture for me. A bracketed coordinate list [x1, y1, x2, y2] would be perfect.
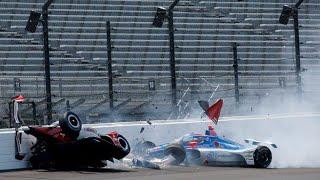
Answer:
[167, 10, 177, 106]
[25, 0, 54, 123]
[106, 21, 114, 110]
[152, 0, 180, 110]
[279, 0, 304, 99]
[42, 0, 53, 123]
[232, 43, 240, 104]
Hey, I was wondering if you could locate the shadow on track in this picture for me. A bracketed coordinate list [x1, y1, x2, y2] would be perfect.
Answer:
[37, 167, 133, 173]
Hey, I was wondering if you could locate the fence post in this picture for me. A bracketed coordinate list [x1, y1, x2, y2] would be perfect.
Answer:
[106, 21, 114, 110]
[232, 43, 240, 104]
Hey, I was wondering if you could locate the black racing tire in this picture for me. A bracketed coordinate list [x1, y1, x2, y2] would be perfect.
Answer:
[164, 144, 186, 165]
[113, 134, 131, 160]
[59, 112, 82, 138]
[254, 146, 272, 168]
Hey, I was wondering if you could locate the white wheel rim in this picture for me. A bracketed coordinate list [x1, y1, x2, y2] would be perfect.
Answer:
[118, 137, 128, 151]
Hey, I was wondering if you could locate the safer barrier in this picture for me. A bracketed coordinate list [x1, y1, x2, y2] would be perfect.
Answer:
[0, 113, 319, 171]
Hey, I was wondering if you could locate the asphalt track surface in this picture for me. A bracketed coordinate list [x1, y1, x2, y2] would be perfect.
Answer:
[1, 166, 320, 180]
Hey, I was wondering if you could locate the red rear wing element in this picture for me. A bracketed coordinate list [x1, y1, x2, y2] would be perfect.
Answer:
[198, 99, 223, 124]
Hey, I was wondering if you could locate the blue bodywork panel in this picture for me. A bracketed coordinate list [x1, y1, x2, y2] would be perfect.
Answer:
[147, 132, 246, 158]
[181, 134, 244, 150]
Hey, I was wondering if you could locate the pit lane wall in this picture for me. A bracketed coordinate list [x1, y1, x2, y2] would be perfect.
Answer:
[0, 113, 319, 171]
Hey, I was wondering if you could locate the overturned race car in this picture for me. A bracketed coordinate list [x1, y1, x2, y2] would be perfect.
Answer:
[13, 95, 130, 169]
[134, 99, 277, 168]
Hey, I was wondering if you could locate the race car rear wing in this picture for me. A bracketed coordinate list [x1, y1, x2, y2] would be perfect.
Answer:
[198, 99, 223, 124]
[11, 95, 26, 160]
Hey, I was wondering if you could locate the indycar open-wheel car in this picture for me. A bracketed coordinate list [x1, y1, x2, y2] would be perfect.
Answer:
[12, 96, 130, 169]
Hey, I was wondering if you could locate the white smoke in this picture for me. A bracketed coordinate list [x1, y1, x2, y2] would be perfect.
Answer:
[256, 67, 320, 168]
[215, 76, 320, 168]
[270, 117, 320, 168]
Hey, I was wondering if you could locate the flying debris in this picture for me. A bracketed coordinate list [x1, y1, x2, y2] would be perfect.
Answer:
[140, 127, 145, 134]
[132, 158, 160, 169]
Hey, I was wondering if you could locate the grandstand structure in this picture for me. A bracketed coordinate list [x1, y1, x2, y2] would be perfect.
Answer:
[0, 0, 319, 126]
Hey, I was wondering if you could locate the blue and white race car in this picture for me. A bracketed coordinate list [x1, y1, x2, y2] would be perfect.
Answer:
[135, 127, 277, 168]
[134, 99, 277, 168]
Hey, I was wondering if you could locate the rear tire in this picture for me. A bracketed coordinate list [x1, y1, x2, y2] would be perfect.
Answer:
[164, 144, 186, 165]
[254, 146, 272, 168]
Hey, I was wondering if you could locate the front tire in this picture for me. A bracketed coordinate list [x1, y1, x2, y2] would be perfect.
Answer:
[254, 146, 272, 168]
[59, 112, 82, 138]
[113, 134, 131, 160]
[164, 144, 186, 165]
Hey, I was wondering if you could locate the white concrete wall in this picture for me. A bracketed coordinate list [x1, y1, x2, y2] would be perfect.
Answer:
[0, 130, 33, 170]
[0, 113, 319, 170]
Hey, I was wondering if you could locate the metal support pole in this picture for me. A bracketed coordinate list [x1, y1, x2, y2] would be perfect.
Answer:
[66, 100, 71, 111]
[106, 21, 114, 109]
[168, 0, 180, 11]
[168, 10, 177, 108]
[293, 8, 302, 99]
[8, 102, 12, 128]
[42, 0, 53, 123]
[232, 43, 240, 103]
[295, 0, 304, 8]
[31, 102, 37, 125]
